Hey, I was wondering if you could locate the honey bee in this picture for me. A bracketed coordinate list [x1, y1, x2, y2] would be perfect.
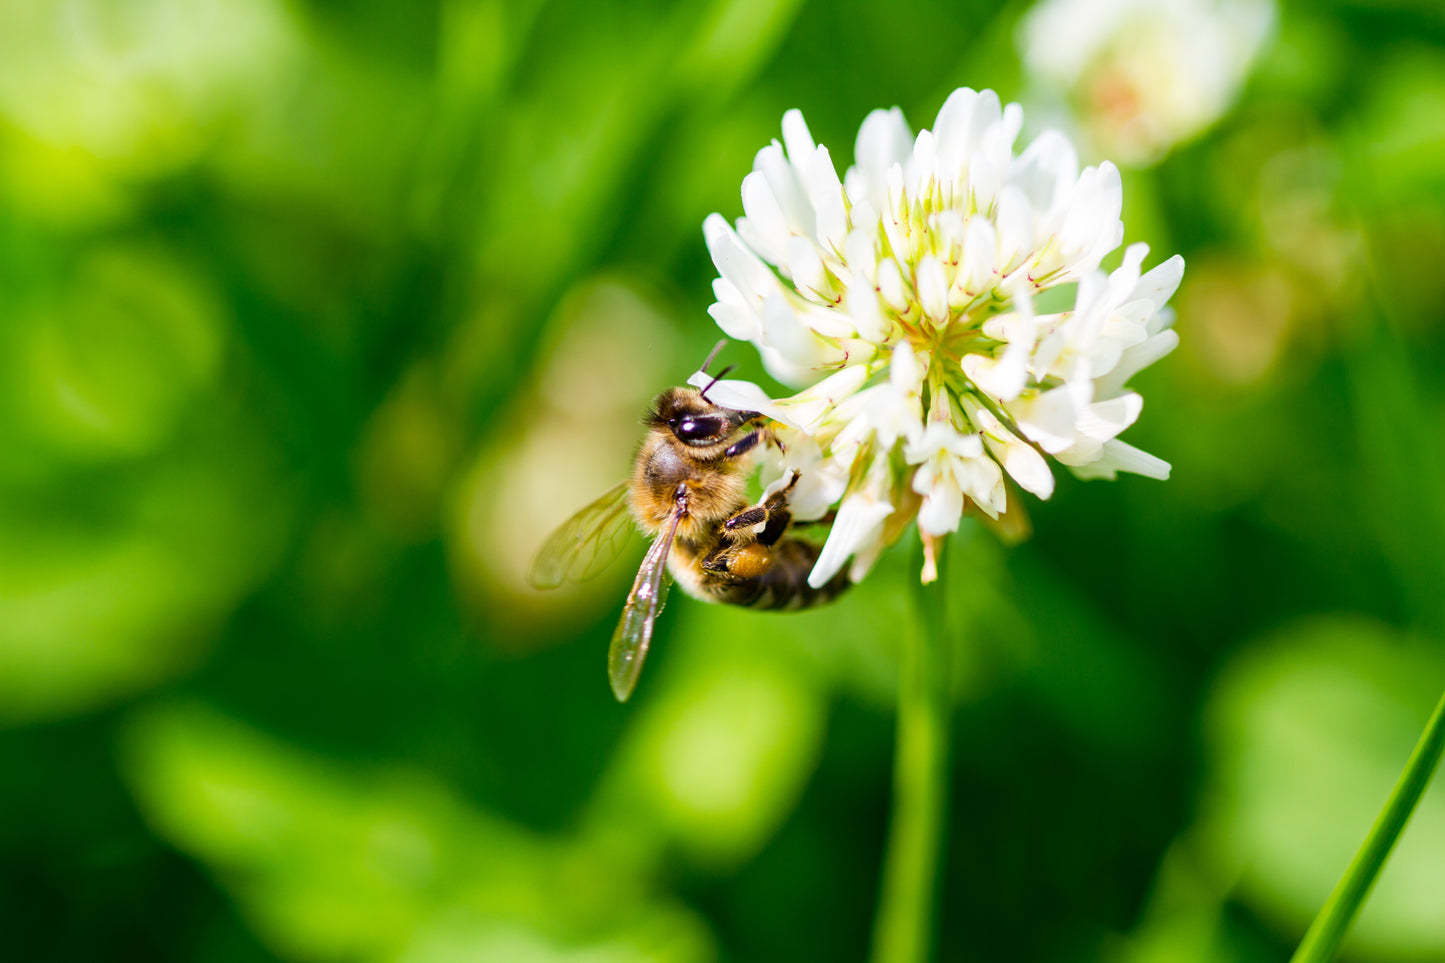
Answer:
[529, 358, 850, 702]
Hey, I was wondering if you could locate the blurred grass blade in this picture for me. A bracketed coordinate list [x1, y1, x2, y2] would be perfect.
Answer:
[1290, 688, 1445, 963]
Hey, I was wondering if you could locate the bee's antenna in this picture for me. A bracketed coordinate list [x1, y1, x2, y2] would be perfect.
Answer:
[699, 364, 735, 403]
[700, 339, 729, 374]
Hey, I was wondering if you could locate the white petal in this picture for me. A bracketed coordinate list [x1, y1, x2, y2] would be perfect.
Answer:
[965, 92, 1009, 207]
[1071, 439, 1171, 481]
[1095, 329, 1180, 397]
[909, 128, 939, 195]
[781, 108, 816, 163]
[844, 229, 878, 284]
[706, 301, 757, 341]
[796, 300, 855, 339]
[1109, 243, 1150, 305]
[760, 346, 821, 388]
[847, 537, 890, 585]
[739, 169, 791, 265]
[981, 310, 1038, 345]
[904, 420, 976, 465]
[916, 255, 949, 324]
[705, 213, 782, 304]
[757, 140, 816, 238]
[711, 275, 747, 310]
[1008, 384, 1080, 453]
[1009, 129, 1078, 217]
[1131, 254, 1185, 313]
[889, 341, 923, 393]
[1073, 264, 1109, 315]
[962, 396, 1055, 500]
[806, 146, 849, 252]
[881, 163, 910, 264]
[864, 393, 921, 450]
[1076, 392, 1143, 443]
[771, 436, 849, 520]
[860, 346, 927, 450]
[790, 469, 847, 521]
[1028, 311, 1071, 378]
[856, 107, 915, 172]
[902, 424, 935, 466]
[683, 375, 779, 418]
[786, 236, 828, 297]
[851, 107, 913, 211]
[962, 342, 1029, 402]
[1145, 304, 1177, 339]
[932, 210, 967, 263]
[933, 87, 979, 180]
[992, 433, 1054, 499]
[965, 89, 1004, 162]
[877, 257, 910, 313]
[761, 293, 838, 368]
[956, 448, 1006, 516]
[953, 430, 985, 459]
[847, 283, 890, 343]
[782, 363, 877, 429]
[808, 490, 894, 588]
[918, 474, 965, 535]
[1053, 162, 1124, 277]
[1099, 311, 1149, 353]
[993, 185, 1035, 274]
[957, 216, 998, 297]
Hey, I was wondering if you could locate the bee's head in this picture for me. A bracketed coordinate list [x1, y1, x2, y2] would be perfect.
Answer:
[648, 387, 758, 448]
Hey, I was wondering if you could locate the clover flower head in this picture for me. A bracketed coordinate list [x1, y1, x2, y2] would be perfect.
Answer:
[692, 88, 1183, 585]
[1019, 0, 1275, 165]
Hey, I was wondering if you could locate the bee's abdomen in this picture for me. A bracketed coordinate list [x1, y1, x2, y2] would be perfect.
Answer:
[739, 537, 850, 611]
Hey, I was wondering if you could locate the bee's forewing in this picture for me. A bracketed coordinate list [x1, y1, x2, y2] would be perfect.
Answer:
[527, 482, 634, 589]
[607, 509, 680, 702]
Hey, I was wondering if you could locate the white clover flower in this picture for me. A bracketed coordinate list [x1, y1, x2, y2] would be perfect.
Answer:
[690, 88, 1183, 586]
[1019, 0, 1275, 165]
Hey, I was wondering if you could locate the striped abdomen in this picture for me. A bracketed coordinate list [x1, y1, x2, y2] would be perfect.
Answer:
[742, 536, 851, 610]
[672, 535, 851, 611]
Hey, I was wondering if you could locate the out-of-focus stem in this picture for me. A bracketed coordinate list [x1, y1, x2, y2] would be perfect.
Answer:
[870, 540, 951, 963]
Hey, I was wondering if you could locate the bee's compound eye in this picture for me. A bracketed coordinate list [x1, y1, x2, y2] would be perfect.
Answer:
[674, 416, 724, 444]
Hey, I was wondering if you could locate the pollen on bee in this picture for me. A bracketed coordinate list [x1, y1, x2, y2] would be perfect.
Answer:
[728, 543, 773, 580]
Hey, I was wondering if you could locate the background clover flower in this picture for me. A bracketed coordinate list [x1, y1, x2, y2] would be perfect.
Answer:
[691, 88, 1183, 585]
[1018, 0, 1276, 165]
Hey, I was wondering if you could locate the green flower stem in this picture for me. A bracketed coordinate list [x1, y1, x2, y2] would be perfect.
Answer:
[870, 540, 952, 963]
[1290, 687, 1445, 963]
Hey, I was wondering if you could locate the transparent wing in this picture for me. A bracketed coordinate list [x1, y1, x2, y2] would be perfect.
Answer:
[607, 507, 682, 702]
[527, 482, 634, 589]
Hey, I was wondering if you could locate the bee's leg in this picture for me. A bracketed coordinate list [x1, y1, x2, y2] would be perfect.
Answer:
[768, 426, 786, 455]
[758, 471, 803, 544]
[724, 430, 763, 459]
[725, 471, 801, 547]
[700, 545, 730, 574]
[756, 504, 792, 547]
[723, 504, 769, 533]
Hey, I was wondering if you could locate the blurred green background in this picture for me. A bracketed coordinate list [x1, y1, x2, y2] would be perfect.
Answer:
[2, 0, 1444, 961]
